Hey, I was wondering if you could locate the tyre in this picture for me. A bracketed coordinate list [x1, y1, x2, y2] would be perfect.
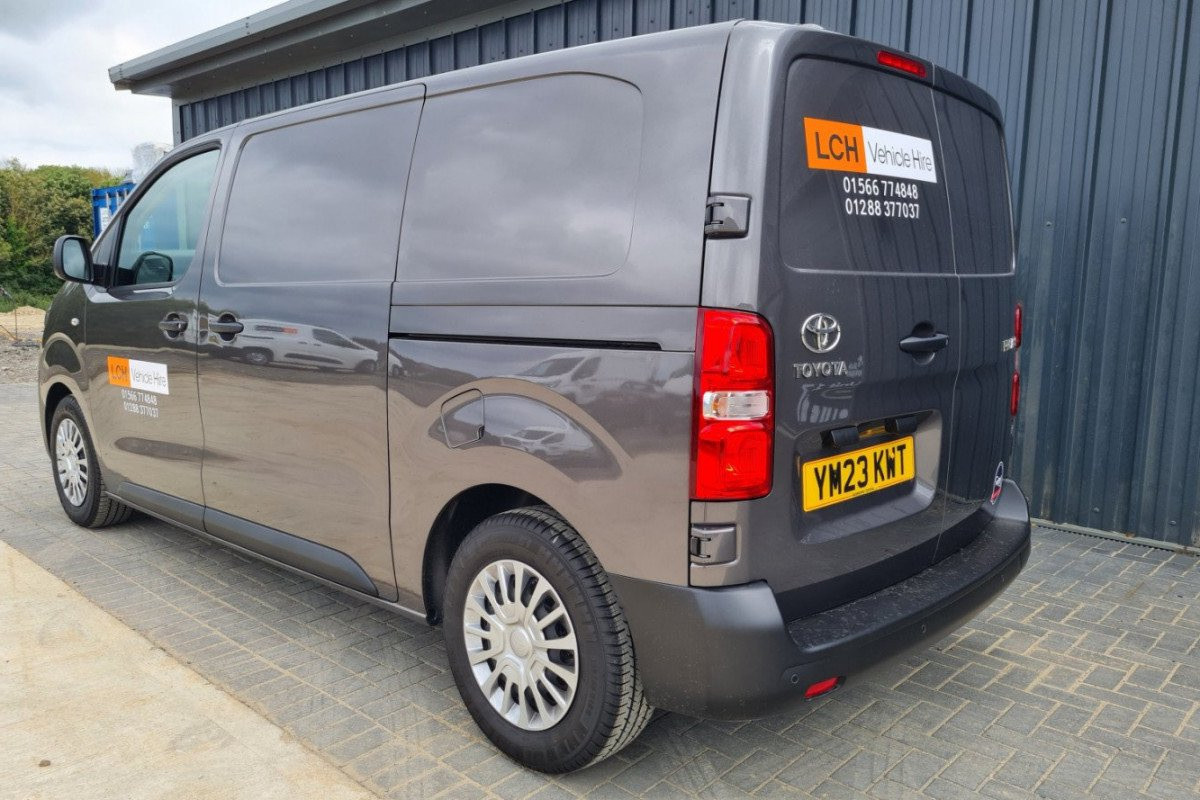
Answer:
[243, 348, 271, 366]
[49, 396, 133, 528]
[443, 506, 652, 773]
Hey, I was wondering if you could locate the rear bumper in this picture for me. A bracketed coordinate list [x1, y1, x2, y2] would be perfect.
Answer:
[610, 480, 1031, 719]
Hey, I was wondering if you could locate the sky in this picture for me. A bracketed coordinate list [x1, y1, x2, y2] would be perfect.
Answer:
[0, 0, 279, 172]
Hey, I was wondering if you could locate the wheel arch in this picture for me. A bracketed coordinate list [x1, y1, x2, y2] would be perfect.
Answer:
[42, 380, 76, 447]
[421, 483, 549, 624]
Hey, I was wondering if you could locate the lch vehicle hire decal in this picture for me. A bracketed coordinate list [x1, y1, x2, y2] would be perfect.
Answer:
[107, 356, 170, 395]
[804, 117, 938, 184]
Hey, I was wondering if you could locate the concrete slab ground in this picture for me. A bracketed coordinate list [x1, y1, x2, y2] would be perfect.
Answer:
[0, 537, 374, 800]
[3, 379, 1200, 799]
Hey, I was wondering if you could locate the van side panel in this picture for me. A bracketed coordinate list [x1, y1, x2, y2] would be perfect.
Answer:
[387, 323, 695, 599]
[387, 25, 733, 600]
[391, 23, 731, 308]
[196, 92, 424, 602]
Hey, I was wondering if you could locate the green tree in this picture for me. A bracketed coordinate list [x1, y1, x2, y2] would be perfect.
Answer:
[0, 160, 125, 302]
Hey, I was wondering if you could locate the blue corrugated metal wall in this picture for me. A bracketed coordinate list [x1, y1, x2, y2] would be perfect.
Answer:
[178, 0, 1200, 544]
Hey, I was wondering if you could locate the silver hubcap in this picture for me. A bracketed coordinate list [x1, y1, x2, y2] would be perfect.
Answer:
[463, 559, 579, 731]
[55, 418, 89, 507]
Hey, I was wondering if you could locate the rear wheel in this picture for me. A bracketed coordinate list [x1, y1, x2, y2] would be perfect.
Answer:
[50, 396, 132, 528]
[443, 506, 651, 773]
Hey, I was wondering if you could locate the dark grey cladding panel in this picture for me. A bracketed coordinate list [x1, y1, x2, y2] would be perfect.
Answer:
[176, 0, 1200, 545]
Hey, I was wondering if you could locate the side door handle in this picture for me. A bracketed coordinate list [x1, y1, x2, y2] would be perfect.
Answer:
[210, 314, 244, 338]
[899, 331, 949, 355]
[158, 314, 188, 334]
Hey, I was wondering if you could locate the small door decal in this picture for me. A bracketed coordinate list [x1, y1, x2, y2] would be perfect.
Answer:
[107, 356, 170, 395]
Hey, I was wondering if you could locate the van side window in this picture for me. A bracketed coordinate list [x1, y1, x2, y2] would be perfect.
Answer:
[218, 102, 419, 284]
[115, 150, 219, 285]
[398, 75, 642, 281]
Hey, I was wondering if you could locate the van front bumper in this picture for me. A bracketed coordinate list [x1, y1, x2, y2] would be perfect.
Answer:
[609, 480, 1031, 719]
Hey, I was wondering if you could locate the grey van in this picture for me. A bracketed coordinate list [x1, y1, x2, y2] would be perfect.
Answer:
[41, 21, 1030, 772]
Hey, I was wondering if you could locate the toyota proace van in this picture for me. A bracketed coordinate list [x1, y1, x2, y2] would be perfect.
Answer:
[41, 21, 1030, 772]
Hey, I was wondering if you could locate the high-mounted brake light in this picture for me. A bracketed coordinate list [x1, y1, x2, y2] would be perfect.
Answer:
[692, 309, 774, 501]
[877, 50, 927, 78]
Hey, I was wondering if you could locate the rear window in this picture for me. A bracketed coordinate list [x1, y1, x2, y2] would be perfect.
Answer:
[780, 58, 1013, 276]
[781, 59, 954, 274]
[935, 93, 1014, 274]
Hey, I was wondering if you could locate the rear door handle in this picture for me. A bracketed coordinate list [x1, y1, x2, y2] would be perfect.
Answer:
[209, 316, 244, 336]
[899, 331, 949, 354]
[158, 314, 188, 334]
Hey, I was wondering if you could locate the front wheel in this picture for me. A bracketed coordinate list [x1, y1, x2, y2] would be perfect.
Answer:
[443, 506, 652, 773]
[49, 396, 133, 528]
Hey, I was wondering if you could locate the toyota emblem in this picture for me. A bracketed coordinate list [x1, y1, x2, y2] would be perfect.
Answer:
[801, 313, 841, 354]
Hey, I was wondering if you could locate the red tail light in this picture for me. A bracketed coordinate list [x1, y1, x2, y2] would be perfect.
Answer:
[1010, 303, 1023, 416]
[692, 309, 774, 500]
[877, 50, 927, 78]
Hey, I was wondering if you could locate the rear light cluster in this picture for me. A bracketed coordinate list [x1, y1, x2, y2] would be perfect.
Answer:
[691, 309, 774, 501]
[1010, 303, 1023, 416]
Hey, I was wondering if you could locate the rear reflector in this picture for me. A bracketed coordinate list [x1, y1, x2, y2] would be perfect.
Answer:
[1014, 303, 1023, 349]
[692, 309, 774, 501]
[1010, 371, 1021, 417]
[804, 676, 843, 700]
[877, 50, 927, 78]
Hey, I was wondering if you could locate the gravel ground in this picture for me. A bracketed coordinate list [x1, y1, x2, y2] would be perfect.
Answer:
[0, 306, 46, 343]
[0, 306, 45, 384]
[0, 342, 39, 384]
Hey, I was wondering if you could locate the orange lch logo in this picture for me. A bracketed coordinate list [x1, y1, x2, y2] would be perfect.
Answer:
[804, 117, 866, 173]
[107, 356, 131, 387]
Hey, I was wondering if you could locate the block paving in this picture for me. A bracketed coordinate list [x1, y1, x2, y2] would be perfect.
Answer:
[3, 383, 1200, 798]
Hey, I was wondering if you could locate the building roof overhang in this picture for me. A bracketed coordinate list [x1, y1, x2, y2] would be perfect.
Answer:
[109, 0, 512, 99]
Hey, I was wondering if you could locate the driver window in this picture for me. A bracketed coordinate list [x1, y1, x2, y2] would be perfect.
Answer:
[116, 150, 219, 286]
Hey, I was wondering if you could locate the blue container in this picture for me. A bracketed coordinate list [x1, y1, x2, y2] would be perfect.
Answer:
[91, 183, 137, 237]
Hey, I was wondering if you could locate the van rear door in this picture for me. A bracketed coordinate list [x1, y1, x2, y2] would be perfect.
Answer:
[701, 31, 1015, 622]
[932, 82, 1018, 553]
[767, 55, 960, 620]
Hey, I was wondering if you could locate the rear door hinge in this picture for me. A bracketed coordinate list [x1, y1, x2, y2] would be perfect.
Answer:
[704, 194, 750, 238]
[689, 524, 737, 565]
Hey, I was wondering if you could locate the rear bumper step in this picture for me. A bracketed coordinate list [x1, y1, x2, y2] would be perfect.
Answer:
[610, 480, 1031, 719]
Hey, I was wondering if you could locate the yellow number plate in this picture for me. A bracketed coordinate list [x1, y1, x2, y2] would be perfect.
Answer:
[801, 436, 915, 511]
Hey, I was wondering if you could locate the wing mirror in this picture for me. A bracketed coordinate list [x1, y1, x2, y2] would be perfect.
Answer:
[52, 235, 96, 284]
